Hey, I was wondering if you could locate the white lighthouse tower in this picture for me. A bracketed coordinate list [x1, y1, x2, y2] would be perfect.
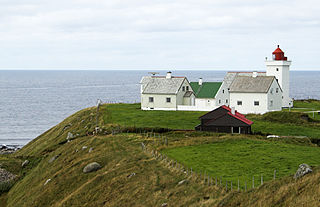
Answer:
[265, 45, 293, 108]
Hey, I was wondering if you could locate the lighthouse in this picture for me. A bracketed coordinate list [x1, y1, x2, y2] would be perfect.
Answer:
[265, 45, 293, 108]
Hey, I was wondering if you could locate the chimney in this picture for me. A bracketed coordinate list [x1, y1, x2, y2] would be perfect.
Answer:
[166, 71, 172, 79]
[198, 78, 203, 86]
[231, 107, 235, 115]
[252, 71, 257, 78]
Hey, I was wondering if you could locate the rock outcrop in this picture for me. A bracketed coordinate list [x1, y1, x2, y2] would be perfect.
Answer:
[83, 162, 101, 173]
[293, 164, 312, 179]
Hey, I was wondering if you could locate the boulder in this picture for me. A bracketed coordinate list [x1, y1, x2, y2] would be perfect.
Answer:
[0, 168, 16, 182]
[83, 162, 101, 173]
[294, 164, 312, 179]
[66, 132, 74, 140]
[21, 160, 29, 167]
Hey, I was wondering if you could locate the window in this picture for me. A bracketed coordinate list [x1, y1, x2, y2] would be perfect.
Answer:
[237, 101, 242, 106]
[276, 88, 279, 93]
[276, 68, 279, 71]
[186, 86, 189, 91]
[270, 88, 273, 94]
[226, 99, 228, 103]
[182, 86, 185, 91]
[270, 100, 273, 107]
[149, 97, 154, 102]
[219, 99, 221, 104]
[223, 89, 225, 93]
[254, 101, 259, 106]
[166, 97, 171, 103]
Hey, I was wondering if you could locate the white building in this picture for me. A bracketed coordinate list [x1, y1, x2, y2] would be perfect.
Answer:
[189, 79, 229, 111]
[140, 72, 195, 110]
[229, 73, 283, 114]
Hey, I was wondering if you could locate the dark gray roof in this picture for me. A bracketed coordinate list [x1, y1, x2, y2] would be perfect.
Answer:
[142, 77, 186, 94]
[229, 76, 275, 93]
[224, 72, 266, 88]
[183, 91, 194, 97]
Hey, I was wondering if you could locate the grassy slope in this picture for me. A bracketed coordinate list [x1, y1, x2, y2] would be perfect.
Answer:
[2, 105, 224, 207]
[162, 138, 320, 189]
[1, 101, 320, 206]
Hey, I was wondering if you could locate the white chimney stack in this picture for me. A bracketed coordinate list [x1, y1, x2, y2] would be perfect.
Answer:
[166, 71, 172, 79]
[198, 78, 203, 86]
[231, 107, 235, 115]
[252, 71, 257, 78]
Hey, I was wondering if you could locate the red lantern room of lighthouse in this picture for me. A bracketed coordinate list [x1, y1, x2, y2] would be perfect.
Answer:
[272, 45, 287, 61]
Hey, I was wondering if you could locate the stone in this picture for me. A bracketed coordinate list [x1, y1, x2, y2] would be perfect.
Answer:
[66, 132, 74, 140]
[267, 135, 279, 138]
[161, 203, 168, 207]
[177, 179, 188, 186]
[127, 173, 136, 178]
[88, 147, 94, 153]
[48, 155, 59, 163]
[83, 162, 101, 173]
[82, 146, 88, 150]
[294, 164, 312, 179]
[21, 160, 29, 167]
[44, 178, 51, 186]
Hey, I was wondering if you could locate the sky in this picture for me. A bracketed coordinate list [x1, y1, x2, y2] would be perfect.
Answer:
[0, 0, 319, 70]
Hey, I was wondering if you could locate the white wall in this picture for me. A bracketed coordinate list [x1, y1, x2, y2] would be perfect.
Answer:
[267, 79, 283, 111]
[266, 60, 292, 107]
[176, 79, 193, 105]
[230, 92, 268, 114]
[141, 93, 177, 110]
[215, 82, 230, 107]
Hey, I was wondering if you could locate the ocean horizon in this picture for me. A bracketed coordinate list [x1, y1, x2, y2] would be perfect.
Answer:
[1, 70, 320, 146]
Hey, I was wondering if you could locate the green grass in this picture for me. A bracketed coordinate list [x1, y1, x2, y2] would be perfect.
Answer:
[103, 103, 205, 130]
[162, 138, 320, 189]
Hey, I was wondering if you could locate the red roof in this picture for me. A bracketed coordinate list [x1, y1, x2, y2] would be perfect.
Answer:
[272, 45, 287, 60]
[221, 105, 253, 125]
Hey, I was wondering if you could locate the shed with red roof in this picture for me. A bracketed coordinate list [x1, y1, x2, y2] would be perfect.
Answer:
[195, 105, 253, 134]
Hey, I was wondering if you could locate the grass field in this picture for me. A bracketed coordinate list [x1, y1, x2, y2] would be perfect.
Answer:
[162, 138, 320, 189]
[102, 102, 320, 139]
[103, 103, 205, 130]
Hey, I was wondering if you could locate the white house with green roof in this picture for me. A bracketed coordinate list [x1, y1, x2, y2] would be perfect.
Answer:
[189, 78, 229, 111]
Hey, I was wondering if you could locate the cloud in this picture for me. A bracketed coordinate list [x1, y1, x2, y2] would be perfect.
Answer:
[0, 0, 319, 69]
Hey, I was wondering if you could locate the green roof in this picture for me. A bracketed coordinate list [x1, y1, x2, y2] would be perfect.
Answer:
[190, 82, 222, 98]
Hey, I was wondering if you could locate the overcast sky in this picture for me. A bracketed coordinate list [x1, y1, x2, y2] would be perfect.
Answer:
[0, 0, 319, 70]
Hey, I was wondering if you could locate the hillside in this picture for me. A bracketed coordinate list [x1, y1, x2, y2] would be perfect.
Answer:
[0, 102, 320, 206]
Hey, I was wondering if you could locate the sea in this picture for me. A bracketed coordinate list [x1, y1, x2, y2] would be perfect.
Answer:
[0, 70, 319, 147]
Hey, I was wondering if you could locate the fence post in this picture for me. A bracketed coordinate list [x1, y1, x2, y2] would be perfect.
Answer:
[274, 170, 276, 180]
[225, 181, 228, 191]
[261, 175, 263, 185]
[252, 176, 254, 189]
[238, 179, 240, 191]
